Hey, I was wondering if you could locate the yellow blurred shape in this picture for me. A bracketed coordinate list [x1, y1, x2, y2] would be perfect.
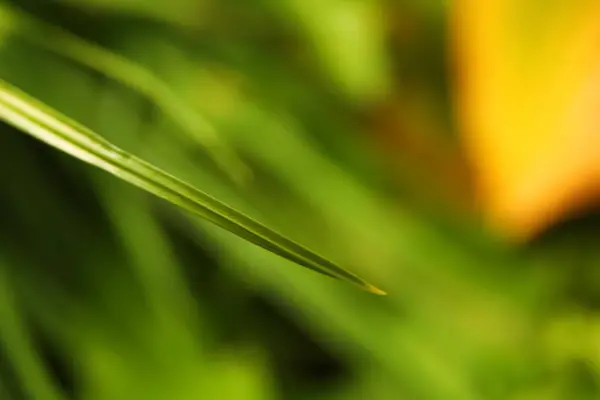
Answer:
[452, 0, 600, 239]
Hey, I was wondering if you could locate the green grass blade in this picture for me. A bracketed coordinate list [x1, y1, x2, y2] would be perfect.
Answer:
[0, 257, 67, 400]
[0, 3, 248, 183]
[0, 78, 385, 295]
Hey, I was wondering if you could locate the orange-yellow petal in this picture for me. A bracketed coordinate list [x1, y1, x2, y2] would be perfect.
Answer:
[452, 0, 600, 239]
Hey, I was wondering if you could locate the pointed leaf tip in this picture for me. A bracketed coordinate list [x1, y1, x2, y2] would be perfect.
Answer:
[365, 284, 387, 296]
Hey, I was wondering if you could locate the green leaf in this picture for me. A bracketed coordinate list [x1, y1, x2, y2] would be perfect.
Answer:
[0, 78, 385, 295]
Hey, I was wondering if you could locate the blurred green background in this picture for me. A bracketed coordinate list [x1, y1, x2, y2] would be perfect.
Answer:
[1, 1, 600, 399]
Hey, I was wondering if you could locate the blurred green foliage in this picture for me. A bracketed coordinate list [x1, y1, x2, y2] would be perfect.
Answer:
[0, 1, 599, 399]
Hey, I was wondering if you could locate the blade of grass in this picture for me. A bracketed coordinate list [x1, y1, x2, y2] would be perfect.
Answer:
[0, 78, 385, 295]
[0, 3, 248, 183]
[0, 256, 67, 400]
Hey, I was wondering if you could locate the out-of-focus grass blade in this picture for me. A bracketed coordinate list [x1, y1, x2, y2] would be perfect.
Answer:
[56, 0, 205, 29]
[0, 3, 248, 183]
[0, 78, 385, 295]
[0, 257, 67, 400]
